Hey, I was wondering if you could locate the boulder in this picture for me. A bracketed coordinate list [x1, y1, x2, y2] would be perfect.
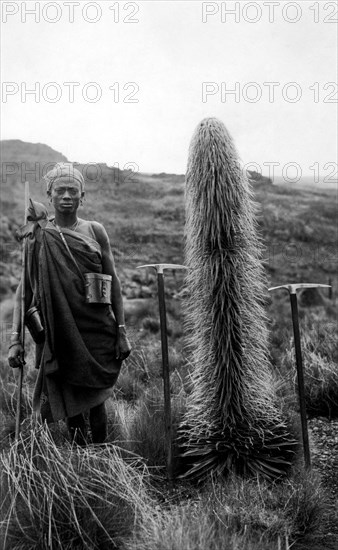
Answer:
[140, 285, 152, 298]
[299, 287, 325, 308]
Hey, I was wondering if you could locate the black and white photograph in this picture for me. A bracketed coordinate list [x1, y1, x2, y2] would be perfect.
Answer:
[1, 1, 337, 548]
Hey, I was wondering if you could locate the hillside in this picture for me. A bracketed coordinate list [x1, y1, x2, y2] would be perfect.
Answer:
[0, 139, 337, 316]
[2, 140, 336, 389]
[1, 140, 336, 289]
[1, 140, 68, 165]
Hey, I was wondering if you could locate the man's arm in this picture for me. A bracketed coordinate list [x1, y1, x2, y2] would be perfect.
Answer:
[91, 222, 131, 360]
[8, 279, 32, 368]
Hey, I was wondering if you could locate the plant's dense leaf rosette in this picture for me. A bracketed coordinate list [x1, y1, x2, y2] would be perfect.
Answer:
[180, 117, 297, 480]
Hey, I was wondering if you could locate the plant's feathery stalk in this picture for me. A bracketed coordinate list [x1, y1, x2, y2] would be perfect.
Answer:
[180, 117, 297, 480]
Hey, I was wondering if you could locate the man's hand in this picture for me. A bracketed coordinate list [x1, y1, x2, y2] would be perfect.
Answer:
[115, 328, 131, 361]
[8, 343, 25, 368]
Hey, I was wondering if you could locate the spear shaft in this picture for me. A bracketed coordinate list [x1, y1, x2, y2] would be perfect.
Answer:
[15, 181, 29, 440]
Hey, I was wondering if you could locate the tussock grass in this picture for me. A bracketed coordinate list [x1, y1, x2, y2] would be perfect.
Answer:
[0, 376, 32, 421]
[126, 387, 167, 469]
[113, 349, 151, 403]
[124, 385, 186, 473]
[303, 359, 338, 419]
[128, 469, 330, 550]
[0, 336, 37, 451]
[302, 316, 338, 365]
[282, 334, 338, 420]
[0, 424, 153, 550]
[106, 398, 134, 443]
[0, 422, 331, 550]
[113, 370, 145, 402]
[0, 371, 33, 452]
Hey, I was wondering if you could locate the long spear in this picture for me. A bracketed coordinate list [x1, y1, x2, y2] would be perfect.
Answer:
[15, 181, 30, 440]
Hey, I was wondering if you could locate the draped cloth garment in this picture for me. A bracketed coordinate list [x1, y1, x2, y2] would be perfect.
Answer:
[28, 220, 122, 422]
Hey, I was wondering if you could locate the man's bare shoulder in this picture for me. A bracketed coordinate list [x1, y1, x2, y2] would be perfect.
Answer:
[78, 219, 108, 245]
[86, 220, 106, 233]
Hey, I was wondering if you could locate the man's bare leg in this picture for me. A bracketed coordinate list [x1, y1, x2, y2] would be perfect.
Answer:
[67, 413, 87, 446]
[90, 402, 107, 444]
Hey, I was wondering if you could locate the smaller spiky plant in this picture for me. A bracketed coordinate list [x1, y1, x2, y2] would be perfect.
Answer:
[179, 117, 298, 481]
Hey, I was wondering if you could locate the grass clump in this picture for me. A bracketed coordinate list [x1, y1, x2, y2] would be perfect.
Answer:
[124, 385, 186, 473]
[0, 423, 332, 550]
[282, 335, 338, 420]
[112, 349, 152, 403]
[113, 370, 145, 403]
[0, 424, 153, 550]
[0, 369, 33, 452]
[128, 469, 330, 550]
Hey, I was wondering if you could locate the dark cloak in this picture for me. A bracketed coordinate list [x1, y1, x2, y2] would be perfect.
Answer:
[26, 220, 122, 422]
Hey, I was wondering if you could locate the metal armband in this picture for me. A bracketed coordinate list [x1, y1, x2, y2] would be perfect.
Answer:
[25, 306, 45, 344]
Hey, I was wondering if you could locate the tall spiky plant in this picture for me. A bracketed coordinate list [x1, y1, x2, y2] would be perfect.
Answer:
[179, 118, 297, 480]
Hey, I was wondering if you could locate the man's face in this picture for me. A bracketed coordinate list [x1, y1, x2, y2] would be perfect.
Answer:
[50, 178, 84, 214]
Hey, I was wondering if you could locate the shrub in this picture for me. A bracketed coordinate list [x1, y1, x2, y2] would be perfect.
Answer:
[142, 316, 160, 333]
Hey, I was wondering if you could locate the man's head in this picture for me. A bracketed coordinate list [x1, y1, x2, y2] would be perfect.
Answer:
[44, 163, 85, 194]
[44, 163, 85, 215]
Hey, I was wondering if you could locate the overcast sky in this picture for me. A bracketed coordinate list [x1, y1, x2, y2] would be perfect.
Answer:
[1, 1, 337, 182]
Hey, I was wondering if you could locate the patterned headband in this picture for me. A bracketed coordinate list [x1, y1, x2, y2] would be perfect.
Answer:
[44, 163, 85, 193]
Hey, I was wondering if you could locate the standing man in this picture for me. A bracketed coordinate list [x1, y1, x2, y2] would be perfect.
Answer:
[8, 163, 131, 444]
